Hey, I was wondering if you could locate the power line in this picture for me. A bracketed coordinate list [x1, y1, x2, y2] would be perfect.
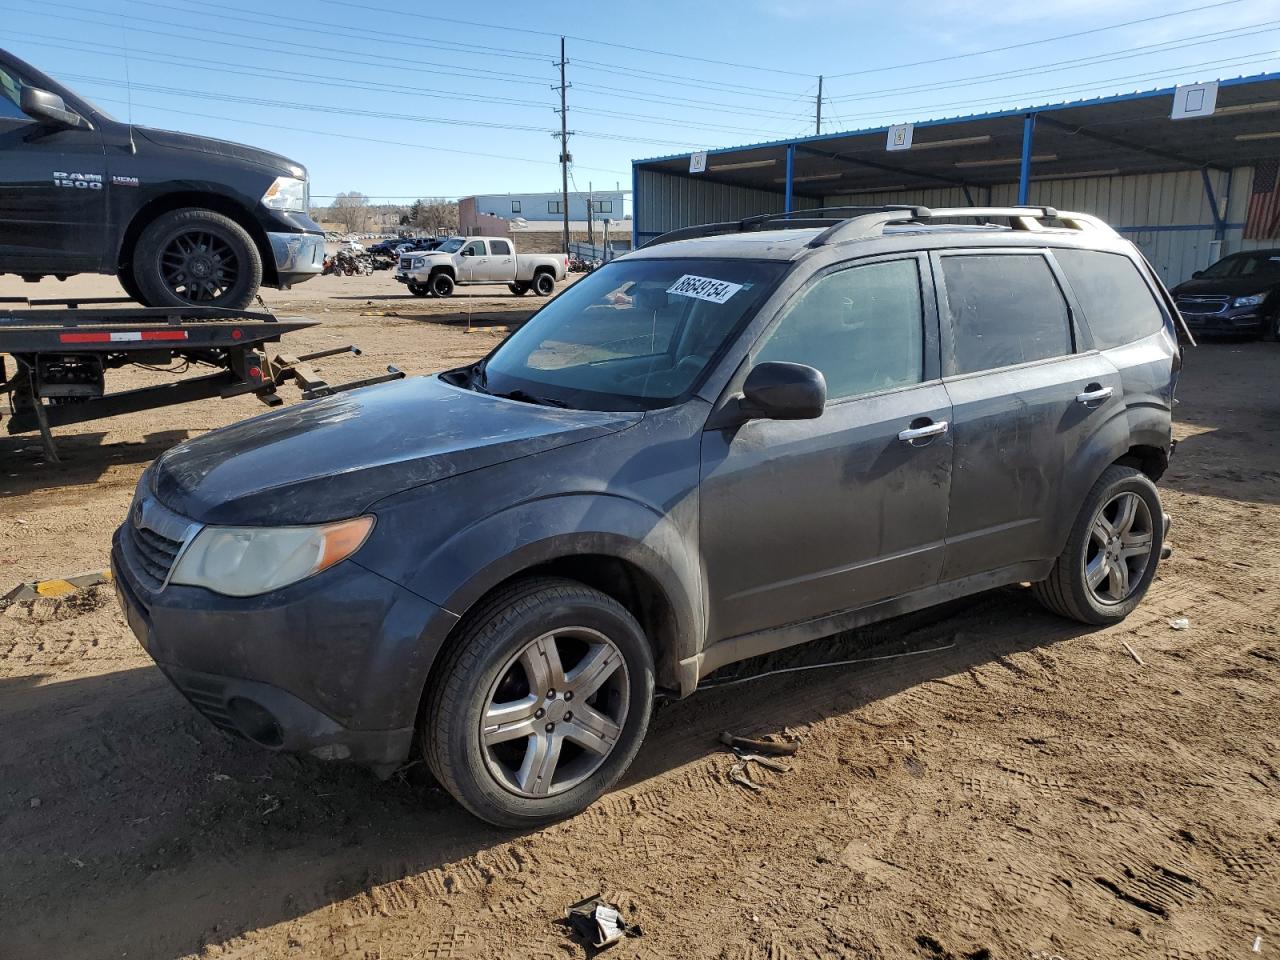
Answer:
[88, 95, 629, 175]
[307, 0, 814, 78]
[825, 0, 1249, 78]
[571, 58, 810, 100]
[830, 17, 1280, 102]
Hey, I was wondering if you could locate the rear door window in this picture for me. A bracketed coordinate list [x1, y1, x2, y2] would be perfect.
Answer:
[940, 253, 1072, 375]
[755, 258, 925, 401]
[490, 240, 512, 255]
[1053, 248, 1165, 349]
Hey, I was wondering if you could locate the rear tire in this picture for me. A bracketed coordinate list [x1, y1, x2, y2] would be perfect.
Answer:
[1032, 465, 1164, 625]
[131, 207, 262, 310]
[430, 272, 455, 298]
[421, 577, 655, 828]
[533, 271, 555, 296]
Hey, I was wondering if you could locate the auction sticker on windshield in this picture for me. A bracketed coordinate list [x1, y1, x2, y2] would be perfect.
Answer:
[667, 274, 743, 304]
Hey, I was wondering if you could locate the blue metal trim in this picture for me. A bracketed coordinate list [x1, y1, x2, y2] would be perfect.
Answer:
[631, 160, 638, 249]
[631, 70, 1280, 168]
[784, 144, 795, 213]
[1018, 113, 1036, 206]
[1201, 169, 1224, 237]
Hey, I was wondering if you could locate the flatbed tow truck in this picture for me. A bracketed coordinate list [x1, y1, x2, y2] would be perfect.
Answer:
[0, 296, 402, 461]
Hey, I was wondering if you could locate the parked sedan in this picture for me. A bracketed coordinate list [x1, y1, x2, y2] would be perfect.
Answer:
[1170, 249, 1280, 339]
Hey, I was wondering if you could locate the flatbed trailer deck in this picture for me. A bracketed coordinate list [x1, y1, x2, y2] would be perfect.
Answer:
[0, 300, 401, 461]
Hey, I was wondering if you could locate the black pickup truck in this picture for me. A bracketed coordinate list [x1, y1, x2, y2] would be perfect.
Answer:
[0, 48, 325, 309]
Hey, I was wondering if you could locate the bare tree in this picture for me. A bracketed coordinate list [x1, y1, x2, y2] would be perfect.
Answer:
[413, 197, 459, 236]
[329, 191, 370, 232]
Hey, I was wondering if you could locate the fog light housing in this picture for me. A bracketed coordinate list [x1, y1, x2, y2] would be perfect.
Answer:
[227, 697, 284, 748]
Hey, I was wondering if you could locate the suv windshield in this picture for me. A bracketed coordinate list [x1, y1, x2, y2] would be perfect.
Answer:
[1201, 251, 1280, 281]
[476, 258, 785, 411]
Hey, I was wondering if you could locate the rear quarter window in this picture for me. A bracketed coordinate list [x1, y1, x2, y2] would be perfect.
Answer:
[1053, 248, 1164, 349]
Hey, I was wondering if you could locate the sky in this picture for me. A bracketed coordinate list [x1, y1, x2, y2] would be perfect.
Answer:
[5, 0, 1279, 206]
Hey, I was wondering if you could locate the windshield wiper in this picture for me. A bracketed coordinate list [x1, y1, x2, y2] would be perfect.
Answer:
[493, 388, 569, 408]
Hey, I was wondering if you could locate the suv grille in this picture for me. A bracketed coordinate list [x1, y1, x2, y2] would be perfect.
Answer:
[128, 523, 183, 589]
[1176, 296, 1229, 316]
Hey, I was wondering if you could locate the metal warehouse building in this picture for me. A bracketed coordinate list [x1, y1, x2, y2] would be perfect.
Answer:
[631, 73, 1280, 287]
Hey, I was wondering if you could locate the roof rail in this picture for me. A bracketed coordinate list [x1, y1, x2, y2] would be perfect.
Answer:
[638, 205, 930, 249]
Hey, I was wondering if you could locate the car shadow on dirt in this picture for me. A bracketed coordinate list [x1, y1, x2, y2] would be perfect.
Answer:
[0, 586, 1091, 959]
[0, 429, 191, 497]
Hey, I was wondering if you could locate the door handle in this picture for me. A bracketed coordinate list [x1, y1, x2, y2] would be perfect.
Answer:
[1075, 385, 1114, 405]
[898, 420, 949, 443]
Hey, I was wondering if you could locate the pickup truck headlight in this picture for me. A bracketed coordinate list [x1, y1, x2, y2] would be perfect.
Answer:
[411, 257, 426, 269]
[169, 516, 374, 597]
[1232, 293, 1266, 308]
[261, 176, 308, 213]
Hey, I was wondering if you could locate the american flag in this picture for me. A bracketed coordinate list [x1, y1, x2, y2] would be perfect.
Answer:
[1244, 159, 1280, 240]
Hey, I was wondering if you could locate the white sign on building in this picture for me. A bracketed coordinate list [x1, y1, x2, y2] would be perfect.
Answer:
[689, 151, 708, 174]
[887, 124, 914, 151]
[1170, 82, 1219, 120]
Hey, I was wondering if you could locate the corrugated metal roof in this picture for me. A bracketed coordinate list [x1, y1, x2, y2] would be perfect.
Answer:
[633, 72, 1280, 196]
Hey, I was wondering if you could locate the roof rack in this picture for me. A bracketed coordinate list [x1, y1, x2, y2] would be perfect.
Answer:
[641, 205, 1120, 251]
[638, 205, 930, 249]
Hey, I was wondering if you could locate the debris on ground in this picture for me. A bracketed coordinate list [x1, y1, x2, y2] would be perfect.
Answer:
[728, 761, 763, 793]
[1169, 617, 1190, 630]
[564, 895, 638, 950]
[720, 731, 799, 756]
[1121, 640, 1145, 665]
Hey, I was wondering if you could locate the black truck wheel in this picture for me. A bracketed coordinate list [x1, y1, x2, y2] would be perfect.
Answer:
[407, 280, 430, 298]
[421, 577, 654, 828]
[1032, 465, 1164, 625]
[116, 268, 144, 305]
[132, 208, 262, 310]
[430, 272, 455, 297]
[533, 271, 555, 296]
[508, 282, 530, 296]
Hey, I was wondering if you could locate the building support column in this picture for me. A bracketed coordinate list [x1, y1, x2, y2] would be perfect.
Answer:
[784, 144, 795, 213]
[1018, 113, 1037, 206]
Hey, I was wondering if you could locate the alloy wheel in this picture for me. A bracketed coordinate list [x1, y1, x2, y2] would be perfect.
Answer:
[1083, 491, 1154, 604]
[480, 627, 630, 798]
[160, 230, 240, 302]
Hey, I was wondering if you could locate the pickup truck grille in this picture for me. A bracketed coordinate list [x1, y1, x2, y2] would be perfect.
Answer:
[399, 256, 414, 271]
[1175, 296, 1229, 316]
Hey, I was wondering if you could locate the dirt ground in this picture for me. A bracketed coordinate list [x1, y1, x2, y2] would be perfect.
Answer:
[2, 271, 1278, 960]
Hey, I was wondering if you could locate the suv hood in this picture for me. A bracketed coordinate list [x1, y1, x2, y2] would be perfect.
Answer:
[134, 126, 304, 177]
[151, 377, 640, 525]
[1171, 276, 1276, 298]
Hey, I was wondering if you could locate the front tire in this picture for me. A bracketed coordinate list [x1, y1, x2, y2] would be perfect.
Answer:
[131, 208, 262, 310]
[533, 271, 555, 296]
[117, 267, 144, 305]
[1033, 465, 1164, 625]
[422, 578, 655, 828]
[430, 272, 455, 298]
[508, 281, 530, 296]
[407, 280, 430, 298]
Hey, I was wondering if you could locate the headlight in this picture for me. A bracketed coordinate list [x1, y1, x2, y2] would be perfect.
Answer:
[411, 257, 425, 269]
[170, 516, 374, 597]
[261, 176, 308, 213]
[1232, 293, 1266, 308]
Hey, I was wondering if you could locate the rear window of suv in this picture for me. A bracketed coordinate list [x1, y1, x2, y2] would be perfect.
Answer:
[1053, 248, 1165, 349]
[940, 253, 1072, 375]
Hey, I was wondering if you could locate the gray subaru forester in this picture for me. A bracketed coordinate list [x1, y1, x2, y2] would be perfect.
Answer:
[113, 206, 1181, 826]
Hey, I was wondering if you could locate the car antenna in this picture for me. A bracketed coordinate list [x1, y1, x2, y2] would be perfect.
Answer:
[120, 13, 137, 154]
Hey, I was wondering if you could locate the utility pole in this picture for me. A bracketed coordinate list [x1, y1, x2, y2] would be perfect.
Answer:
[555, 37, 571, 256]
[587, 180, 594, 252]
[815, 74, 823, 135]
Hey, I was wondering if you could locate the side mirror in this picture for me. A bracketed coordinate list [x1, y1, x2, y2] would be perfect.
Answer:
[1191, 270, 1205, 279]
[739, 361, 827, 421]
[20, 86, 82, 129]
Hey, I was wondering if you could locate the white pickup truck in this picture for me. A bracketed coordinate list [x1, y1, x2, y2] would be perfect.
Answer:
[394, 236, 568, 298]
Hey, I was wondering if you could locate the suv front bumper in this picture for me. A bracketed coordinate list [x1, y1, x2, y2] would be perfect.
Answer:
[111, 520, 458, 770]
[267, 231, 325, 287]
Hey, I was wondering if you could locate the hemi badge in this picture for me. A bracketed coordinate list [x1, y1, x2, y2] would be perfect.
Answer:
[60, 330, 189, 343]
